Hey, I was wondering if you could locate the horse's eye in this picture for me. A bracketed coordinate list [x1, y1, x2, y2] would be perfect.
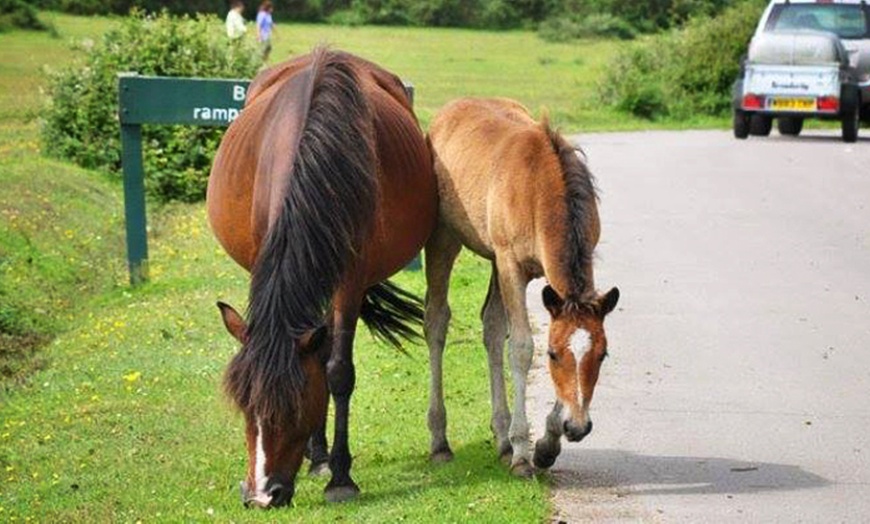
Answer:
[598, 350, 609, 363]
[547, 348, 558, 361]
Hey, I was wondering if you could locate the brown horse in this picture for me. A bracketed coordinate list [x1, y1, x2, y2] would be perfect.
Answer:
[424, 98, 619, 476]
[207, 48, 437, 507]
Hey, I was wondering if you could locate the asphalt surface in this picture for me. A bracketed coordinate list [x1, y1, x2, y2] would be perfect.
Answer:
[525, 129, 870, 523]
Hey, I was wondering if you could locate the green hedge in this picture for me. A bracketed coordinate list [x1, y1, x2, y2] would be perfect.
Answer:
[40, 10, 262, 203]
[598, 0, 766, 119]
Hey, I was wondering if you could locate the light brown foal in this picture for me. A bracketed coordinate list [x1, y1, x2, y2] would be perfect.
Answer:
[425, 98, 619, 476]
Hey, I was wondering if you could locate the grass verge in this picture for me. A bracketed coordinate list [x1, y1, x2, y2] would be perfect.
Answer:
[1, 203, 549, 522]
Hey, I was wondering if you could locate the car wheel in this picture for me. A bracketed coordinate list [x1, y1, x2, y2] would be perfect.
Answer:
[749, 114, 772, 136]
[733, 110, 750, 139]
[842, 104, 859, 143]
[777, 117, 803, 136]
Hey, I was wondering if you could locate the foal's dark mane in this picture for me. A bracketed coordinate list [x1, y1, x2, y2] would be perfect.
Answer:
[546, 126, 599, 308]
[225, 48, 377, 427]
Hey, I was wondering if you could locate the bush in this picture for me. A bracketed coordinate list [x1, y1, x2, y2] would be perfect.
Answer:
[41, 10, 262, 203]
[598, 0, 766, 119]
[0, 0, 52, 32]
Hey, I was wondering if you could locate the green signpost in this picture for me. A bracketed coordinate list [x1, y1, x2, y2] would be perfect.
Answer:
[118, 74, 418, 285]
[118, 73, 250, 285]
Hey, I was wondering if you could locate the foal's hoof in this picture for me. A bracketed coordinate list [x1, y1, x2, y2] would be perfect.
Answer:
[533, 438, 561, 470]
[324, 483, 360, 503]
[308, 460, 330, 477]
[430, 447, 454, 463]
[510, 459, 535, 479]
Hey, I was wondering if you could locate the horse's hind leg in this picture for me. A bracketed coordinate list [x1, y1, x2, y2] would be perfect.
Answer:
[424, 226, 461, 462]
[481, 264, 512, 463]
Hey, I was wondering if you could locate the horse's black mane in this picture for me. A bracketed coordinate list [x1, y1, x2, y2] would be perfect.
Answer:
[546, 126, 599, 309]
[225, 47, 377, 427]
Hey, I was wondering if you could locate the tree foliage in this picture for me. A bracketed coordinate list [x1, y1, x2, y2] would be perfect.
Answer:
[32, 0, 742, 32]
[0, 0, 52, 31]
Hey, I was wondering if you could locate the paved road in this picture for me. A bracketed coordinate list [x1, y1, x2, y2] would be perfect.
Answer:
[526, 130, 870, 523]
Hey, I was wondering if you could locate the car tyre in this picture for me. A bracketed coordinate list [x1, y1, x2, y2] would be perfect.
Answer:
[749, 114, 772, 136]
[733, 109, 750, 139]
[777, 117, 803, 136]
[842, 104, 859, 143]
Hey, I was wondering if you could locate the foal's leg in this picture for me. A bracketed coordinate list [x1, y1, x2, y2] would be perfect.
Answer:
[324, 306, 361, 502]
[481, 266, 512, 463]
[424, 226, 462, 462]
[533, 401, 564, 469]
[494, 258, 535, 477]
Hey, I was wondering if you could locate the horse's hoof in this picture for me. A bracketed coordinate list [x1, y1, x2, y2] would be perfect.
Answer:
[533, 438, 560, 470]
[430, 447, 454, 463]
[498, 442, 513, 465]
[308, 461, 330, 477]
[324, 484, 360, 503]
[510, 459, 535, 479]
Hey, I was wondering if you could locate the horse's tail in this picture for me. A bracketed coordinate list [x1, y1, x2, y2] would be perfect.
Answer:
[360, 280, 424, 349]
[224, 47, 378, 427]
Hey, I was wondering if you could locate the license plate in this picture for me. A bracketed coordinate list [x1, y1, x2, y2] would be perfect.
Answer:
[768, 97, 815, 111]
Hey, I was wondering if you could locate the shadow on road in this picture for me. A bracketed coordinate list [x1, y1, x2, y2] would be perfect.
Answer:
[548, 449, 829, 496]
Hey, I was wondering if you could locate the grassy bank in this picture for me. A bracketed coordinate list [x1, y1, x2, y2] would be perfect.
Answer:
[1, 202, 549, 521]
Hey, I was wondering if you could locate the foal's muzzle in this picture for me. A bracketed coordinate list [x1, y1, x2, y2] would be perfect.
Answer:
[564, 419, 592, 442]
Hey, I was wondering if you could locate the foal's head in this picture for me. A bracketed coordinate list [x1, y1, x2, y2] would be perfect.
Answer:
[542, 285, 619, 442]
[217, 302, 329, 508]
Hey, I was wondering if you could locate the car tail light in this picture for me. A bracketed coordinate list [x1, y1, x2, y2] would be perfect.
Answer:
[817, 96, 839, 112]
[742, 94, 765, 110]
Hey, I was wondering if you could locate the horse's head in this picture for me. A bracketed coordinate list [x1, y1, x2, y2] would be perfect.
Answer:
[217, 302, 329, 509]
[541, 285, 619, 442]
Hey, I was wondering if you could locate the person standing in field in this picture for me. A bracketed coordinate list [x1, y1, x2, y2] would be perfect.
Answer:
[256, 1, 275, 61]
[226, 1, 247, 41]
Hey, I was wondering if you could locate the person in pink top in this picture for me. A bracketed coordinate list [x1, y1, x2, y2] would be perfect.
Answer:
[256, 1, 275, 61]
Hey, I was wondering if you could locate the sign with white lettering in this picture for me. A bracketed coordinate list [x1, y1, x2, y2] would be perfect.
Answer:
[118, 74, 250, 126]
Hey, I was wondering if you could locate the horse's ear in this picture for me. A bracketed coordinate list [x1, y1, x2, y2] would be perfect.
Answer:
[217, 301, 248, 344]
[299, 325, 328, 354]
[598, 287, 620, 317]
[542, 285, 564, 318]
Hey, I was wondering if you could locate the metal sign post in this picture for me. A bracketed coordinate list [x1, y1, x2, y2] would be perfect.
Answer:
[117, 74, 250, 285]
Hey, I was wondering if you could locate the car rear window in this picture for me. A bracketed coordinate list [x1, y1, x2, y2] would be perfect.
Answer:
[766, 4, 869, 39]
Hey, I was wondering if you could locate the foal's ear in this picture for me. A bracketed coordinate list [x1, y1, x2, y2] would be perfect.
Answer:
[598, 287, 620, 317]
[217, 301, 248, 344]
[299, 325, 328, 354]
[542, 285, 565, 317]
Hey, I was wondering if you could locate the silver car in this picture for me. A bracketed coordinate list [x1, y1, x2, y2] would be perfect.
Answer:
[733, 0, 870, 141]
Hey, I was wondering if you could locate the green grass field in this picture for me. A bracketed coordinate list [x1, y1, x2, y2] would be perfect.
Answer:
[0, 11, 725, 521]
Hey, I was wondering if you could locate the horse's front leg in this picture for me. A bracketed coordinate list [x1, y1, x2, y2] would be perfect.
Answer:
[307, 333, 332, 476]
[306, 423, 331, 477]
[324, 309, 360, 502]
[495, 258, 535, 477]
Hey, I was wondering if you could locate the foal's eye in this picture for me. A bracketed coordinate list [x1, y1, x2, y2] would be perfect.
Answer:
[598, 351, 609, 363]
[547, 348, 558, 361]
